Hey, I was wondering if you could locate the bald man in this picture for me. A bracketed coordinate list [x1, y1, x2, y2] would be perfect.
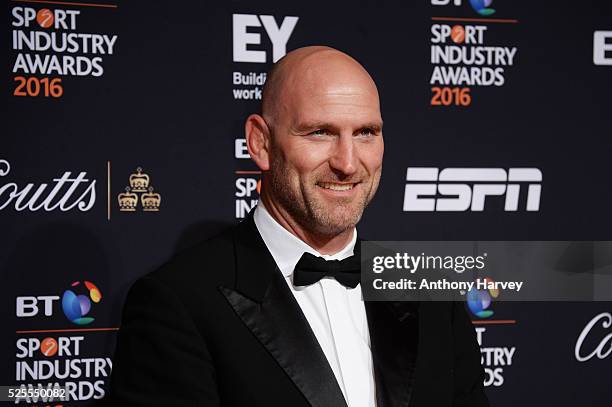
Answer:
[108, 46, 488, 407]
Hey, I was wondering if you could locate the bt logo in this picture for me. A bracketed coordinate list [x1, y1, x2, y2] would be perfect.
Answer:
[232, 14, 299, 63]
[469, 0, 495, 16]
[467, 277, 499, 318]
[16, 280, 103, 325]
[431, 0, 496, 16]
[62, 280, 102, 325]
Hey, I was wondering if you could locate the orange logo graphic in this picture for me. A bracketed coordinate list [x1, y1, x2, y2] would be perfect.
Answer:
[451, 25, 465, 44]
[41, 337, 58, 357]
[36, 9, 54, 29]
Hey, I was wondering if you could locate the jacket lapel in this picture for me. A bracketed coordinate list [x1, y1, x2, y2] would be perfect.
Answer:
[359, 237, 420, 407]
[219, 212, 348, 407]
[365, 297, 420, 407]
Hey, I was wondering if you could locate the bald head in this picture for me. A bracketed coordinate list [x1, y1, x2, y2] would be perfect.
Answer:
[261, 46, 380, 129]
[245, 45, 384, 249]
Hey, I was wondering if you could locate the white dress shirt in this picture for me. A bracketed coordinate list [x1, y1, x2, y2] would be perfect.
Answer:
[253, 203, 376, 407]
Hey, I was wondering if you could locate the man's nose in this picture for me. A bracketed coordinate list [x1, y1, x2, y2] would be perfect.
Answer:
[329, 134, 358, 176]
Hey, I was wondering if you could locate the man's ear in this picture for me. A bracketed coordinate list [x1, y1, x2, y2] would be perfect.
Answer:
[245, 114, 271, 171]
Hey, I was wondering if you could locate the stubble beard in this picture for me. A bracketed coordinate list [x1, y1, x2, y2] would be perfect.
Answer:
[267, 151, 380, 238]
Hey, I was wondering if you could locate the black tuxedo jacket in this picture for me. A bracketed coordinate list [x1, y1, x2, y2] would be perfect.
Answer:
[107, 213, 488, 407]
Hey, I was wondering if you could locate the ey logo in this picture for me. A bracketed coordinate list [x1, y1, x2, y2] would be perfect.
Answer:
[232, 14, 299, 63]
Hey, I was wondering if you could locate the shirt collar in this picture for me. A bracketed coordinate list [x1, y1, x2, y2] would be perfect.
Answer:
[253, 202, 357, 278]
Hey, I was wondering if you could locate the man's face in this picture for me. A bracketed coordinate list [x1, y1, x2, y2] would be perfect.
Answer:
[265, 68, 384, 237]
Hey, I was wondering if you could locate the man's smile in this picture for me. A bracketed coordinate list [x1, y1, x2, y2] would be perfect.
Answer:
[316, 181, 361, 193]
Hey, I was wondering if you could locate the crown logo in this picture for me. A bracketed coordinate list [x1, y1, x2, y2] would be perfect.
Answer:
[117, 166, 162, 213]
[118, 187, 138, 212]
[141, 187, 161, 211]
[129, 167, 150, 192]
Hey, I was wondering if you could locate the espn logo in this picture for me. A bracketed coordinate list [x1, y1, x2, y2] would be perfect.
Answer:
[403, 167, 542, 212]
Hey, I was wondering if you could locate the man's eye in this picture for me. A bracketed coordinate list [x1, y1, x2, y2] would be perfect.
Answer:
[358, 128, 375, 137]
[311, 129, 329, 136]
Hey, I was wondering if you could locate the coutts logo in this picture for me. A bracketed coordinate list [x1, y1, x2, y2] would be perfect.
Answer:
[0, 159, 96, 212]
[117, 167, 161, 212]
[575, 312, 612, 362]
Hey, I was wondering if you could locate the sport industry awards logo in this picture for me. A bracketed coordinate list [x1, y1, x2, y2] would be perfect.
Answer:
[461, 269, 515, 388]
[15, 281, 113, 401]
[474, 324, 516, 387]
[235, 175, 261, 218]
[429, 0, 517, 107]
[468, 281, 516, 388]
[10, 4, 119, 98]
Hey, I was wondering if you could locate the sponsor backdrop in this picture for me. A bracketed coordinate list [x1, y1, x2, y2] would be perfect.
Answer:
[2, 0, 611, 405]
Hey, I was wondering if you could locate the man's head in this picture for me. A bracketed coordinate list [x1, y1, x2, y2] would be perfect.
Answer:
[246, 46, 383, 240]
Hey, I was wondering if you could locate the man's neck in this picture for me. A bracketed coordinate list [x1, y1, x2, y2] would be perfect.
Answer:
[260, 195, 354, 255]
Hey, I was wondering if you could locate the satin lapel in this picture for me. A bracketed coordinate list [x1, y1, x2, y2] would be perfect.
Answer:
[365, 301, 419, 407]
[219, 211, 348, 407]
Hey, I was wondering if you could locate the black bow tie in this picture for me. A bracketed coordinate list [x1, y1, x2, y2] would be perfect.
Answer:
[292, 251, 361, 288]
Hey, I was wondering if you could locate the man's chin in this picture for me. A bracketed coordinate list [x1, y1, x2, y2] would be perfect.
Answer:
[309, 208, 363, 236]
